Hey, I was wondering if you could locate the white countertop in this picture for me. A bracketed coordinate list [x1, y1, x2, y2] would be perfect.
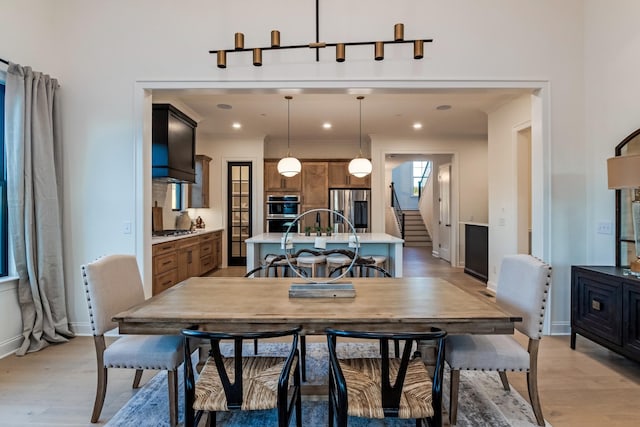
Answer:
[245, 232, 404, 244]
[151, 228, 222, 244]
[459, 221, 489, 227]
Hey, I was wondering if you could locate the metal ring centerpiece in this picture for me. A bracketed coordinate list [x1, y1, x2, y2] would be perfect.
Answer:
[283, 208, 359, 284]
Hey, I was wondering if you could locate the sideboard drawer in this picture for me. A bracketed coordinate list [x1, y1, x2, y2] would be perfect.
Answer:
[572, 270, 623, 346]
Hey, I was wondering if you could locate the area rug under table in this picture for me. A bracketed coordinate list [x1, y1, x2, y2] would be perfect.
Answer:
[106, 342, 551, 426]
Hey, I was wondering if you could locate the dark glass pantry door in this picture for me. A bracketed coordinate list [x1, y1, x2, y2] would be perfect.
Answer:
[227, 162, 251, 266]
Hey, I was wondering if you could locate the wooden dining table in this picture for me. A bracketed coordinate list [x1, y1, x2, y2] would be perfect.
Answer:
[113, 276, 521, 335]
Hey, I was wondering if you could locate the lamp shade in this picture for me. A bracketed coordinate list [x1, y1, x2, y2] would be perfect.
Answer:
[348, 157, 372, 178]
[607, 154, 640, 189]
[277, 156, 302, 177]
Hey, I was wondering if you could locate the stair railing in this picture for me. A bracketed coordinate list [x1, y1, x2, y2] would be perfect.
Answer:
[390, 182, 405, 240]
[417, 161, 432, 199]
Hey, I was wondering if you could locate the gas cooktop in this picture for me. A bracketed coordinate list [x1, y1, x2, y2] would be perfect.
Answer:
[152, 229, 196, 237]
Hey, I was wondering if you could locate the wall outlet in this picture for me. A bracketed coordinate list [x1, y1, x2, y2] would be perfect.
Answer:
[597, 221, 613, 235]
[123, 221, 132, 234]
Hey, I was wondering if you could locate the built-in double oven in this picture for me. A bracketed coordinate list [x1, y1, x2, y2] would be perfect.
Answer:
[266, 195, 300, 233]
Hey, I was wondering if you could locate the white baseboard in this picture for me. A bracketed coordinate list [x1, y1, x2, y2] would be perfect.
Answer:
[0, 335, 22, 359]
[550, 321, 571, 336]
[70, 321, 93, 336]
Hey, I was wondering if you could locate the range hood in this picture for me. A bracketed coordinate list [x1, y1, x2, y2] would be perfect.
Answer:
[152, 103, 196, 183]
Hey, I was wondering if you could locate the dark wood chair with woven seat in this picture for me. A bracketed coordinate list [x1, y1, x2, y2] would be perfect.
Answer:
[328, 263, 402, 359]
[244, 260, 306, 356]
[181, 327, 302, 427]
[328, 260, 392, 278]
[325, 327, 447, 427]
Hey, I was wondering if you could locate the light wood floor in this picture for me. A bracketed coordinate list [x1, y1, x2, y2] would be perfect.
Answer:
[1, 247, 639, 426]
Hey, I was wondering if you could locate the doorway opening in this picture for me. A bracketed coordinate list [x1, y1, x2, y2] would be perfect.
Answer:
[516, 124, 532, 255]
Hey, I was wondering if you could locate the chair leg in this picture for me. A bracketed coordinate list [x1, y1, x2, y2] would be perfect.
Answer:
[132, 369, 143, 388]
[498, 371, 510, 391]
[300, 335, 307, 382]
[91, 336, 108, 423]
[449, 369, 460, 425]
[168, 369, 178, 427]
[394, 339, 400, 357]
[254, 338, 259, 355]
[328, 399, 333, 427]
[527, 339, 545, 426]
[91, 366, 108, 423]
[208, 411, 215, 427]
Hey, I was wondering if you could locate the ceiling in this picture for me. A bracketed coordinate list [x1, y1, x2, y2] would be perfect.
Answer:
[152, 87, 531, 143]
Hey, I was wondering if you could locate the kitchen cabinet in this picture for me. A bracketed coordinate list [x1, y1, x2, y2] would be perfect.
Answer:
[328, 161, 370, 188]
[571, 266, 640, 363]
[300, 162, 329, 230]
[188, 154, 211, 208]
[152, 241, 179, 295]
[264, 160, 301, 192]
[177, 238, 200, 282]
[200, 230, 222, 274]
[152, 103, 196, 183]
[152, 230, 222, 295]
[463, 223, 488, 283]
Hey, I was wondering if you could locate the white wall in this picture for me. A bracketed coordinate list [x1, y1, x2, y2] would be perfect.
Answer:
[584, 0, 640, 265]
[374, 136, 488, 267]
[487, 96, 532, 287]
[0, 0, 599, 351]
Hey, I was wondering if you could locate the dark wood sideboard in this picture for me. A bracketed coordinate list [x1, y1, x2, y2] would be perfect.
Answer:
[571, 266, 640, 363]
[464, 223, 488, 283]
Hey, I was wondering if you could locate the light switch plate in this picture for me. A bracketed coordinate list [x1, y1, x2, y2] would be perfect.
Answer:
[597, 221, 613, 235]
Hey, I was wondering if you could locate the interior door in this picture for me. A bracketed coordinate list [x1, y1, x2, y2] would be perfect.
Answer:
[228, 162, 252, 266]
[438, 163, 451, 262]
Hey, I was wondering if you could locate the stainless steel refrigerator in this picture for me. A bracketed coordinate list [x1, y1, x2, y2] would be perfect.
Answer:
[329, 189, 371, 233]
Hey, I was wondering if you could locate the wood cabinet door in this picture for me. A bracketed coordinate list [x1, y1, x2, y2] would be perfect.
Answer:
[188, 155, 211, 208]
[572, 270, 623, 345]
[624, 284, 640, 356]
[300, 162, 329, 230]
[177, 241, 200, 282]
[328, 161, 370, 188]
[265, 161, 301, 192]
[301, 162, 328, 206]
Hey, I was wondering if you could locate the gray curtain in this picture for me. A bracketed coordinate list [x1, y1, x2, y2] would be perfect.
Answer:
[5, 63, 74, 355]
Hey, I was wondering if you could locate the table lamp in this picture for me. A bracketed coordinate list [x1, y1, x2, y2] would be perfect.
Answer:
[607, 153, 640, 272]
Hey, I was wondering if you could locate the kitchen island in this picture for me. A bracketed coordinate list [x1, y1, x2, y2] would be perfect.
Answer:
[245, 232, 404, 277]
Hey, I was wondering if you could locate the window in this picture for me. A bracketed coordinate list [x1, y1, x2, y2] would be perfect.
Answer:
[170, 183, 183, 211]
[412, 160, 431, 197]
[0, 80, 8, 276]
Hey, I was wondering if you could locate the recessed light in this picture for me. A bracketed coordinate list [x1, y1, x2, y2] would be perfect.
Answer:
[232, 122, 241, 129]
[436, 104, 452, 111]
[413, 122, 423, 129]
[217, 103, 232, 110]
[323, 122, 332, 129]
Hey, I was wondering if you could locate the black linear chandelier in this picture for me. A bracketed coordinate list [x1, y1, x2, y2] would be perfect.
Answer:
[209, 1, 433, 68]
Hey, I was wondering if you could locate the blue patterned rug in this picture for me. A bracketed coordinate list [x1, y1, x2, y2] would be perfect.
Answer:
[106, 342, 551, 426]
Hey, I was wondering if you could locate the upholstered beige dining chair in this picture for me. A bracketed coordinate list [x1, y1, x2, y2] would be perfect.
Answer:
[81, 254, 184, 426]
[445, 254, 551, 426]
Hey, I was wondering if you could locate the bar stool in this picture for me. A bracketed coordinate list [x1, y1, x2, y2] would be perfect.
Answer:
[325, 253, 352, 273]
[295, 254, 327, 277]
[264, 253, 297, 277]
[369, 255, 388, 276]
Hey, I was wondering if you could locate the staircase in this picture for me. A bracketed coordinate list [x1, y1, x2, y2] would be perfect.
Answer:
[403, 210, 432, 247]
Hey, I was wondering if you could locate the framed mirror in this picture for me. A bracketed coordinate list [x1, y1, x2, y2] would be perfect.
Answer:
[615, 128, 640, 267]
